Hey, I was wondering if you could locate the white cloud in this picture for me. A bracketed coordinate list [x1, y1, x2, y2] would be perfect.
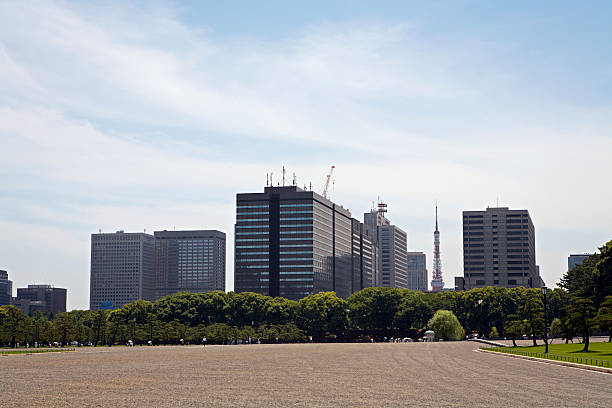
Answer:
[0, 1, 610, 307]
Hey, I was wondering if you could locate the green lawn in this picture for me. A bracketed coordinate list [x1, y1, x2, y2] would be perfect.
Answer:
[487, 342, 612, 367]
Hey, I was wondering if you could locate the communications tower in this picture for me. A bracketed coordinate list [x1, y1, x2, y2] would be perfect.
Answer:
[431, 204, 444, 292]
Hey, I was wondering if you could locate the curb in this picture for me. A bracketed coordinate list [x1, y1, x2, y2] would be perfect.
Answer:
[479, 348, 612, 375]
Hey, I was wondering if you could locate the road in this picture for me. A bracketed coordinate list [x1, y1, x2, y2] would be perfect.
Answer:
[1, 342, 610, 407]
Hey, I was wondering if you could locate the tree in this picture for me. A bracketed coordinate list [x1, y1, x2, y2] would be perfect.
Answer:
[503, 315, 525, 347]
[347, 287, 405, 333]
[489, 327, 499, 339]
[92, 310, 108, 346]
[519, 289, 544, 346]
[549, 318, 562, 344]
[427, 310, 464, 341]
[594, 241, 612, 307]
[0, 305, 28, 347]
[54, 313, 76, 345]
[594, 295, 612, 342]
[31, 311, 49, 346]
[298, 292, 348, 340]
[565, 297, 596, 352]
[394, 292, 432, 330]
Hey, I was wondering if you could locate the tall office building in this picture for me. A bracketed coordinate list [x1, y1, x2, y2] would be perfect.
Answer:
[154, 230, 226, 299]
[364, 204, 408, 289]
[407, 252, 427, 291]
[568, 254, 593, 271]
[13, 285, 66, 315]
[0, 270, 12, 306]
[90, 231, 155, 310]
[461, 207, 541, 290]
[234, 185, 361, 300]
[351, 219, 377, 292]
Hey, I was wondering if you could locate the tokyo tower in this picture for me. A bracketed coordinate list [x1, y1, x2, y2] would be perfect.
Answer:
[431, 204, 444, 292]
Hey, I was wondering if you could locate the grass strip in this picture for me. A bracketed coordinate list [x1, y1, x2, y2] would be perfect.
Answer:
[1, 348, 75, 355]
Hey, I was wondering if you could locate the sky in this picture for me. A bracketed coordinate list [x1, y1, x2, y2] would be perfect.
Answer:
[1, 1, 611, 310]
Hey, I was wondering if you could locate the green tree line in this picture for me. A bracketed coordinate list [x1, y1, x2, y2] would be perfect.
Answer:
[2, 240, 610, 348]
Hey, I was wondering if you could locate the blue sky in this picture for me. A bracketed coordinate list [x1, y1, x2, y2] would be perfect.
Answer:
[1, 1, 611, 309]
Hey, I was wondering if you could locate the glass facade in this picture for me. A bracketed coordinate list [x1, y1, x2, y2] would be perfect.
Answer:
[407, 252, 427, 291]
[235, 186, 367, 301]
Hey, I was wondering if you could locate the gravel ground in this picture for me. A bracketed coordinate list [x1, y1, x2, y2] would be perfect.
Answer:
[1, 342, 611, 407]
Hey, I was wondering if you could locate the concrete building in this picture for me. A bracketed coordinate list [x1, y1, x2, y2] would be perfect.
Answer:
[568, 254, 593, 271]
[460, 207, 542, 290]
[13, 285, 66, 315]
[154, 230, 226, 299]
[407, 252, 427, 291]
[364, 206, 408, 289]
[0, 270, 12, 306]
[235, 185, 360, 301]
[90, 231, 155, 310]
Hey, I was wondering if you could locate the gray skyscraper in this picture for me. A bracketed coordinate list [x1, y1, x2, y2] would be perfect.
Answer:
[407, 252, 427, 291]
[568, 253, 593, 271]
[154, 230, 226, 299]
[90, 231, 155, 310]
[364, 205, 408, 289]
[461, 207, 542, 290]
[0, 270, 12, 306]
[351, 219, 377, 292]
[235, 185, 359, 300]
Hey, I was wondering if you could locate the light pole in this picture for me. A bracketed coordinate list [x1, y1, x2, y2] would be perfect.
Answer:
[541, 287, 548, 353]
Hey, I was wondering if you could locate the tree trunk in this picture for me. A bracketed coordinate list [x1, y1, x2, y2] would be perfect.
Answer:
[512, 337, 517, 347]
[582, 328, 589, 352]
[532, 328, 537, 346]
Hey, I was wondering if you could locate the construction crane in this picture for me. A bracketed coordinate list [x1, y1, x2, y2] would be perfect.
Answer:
[322, 165, 335, 199]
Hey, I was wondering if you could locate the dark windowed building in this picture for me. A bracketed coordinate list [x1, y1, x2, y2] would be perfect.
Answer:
[407, 252, 427, 291]
[13, 284, 67, 315]
[0, 270, 12, 306]
[351, 219, 377, 292]
[90, 231, 155, 310]
[461, 207, 542, 290]
[235, 185, 371, 300]
[154, 230, 226, 299]
[568, 253, 593, 271]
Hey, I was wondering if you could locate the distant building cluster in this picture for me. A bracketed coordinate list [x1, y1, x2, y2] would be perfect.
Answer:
[0, 270, 67, 315]
[90, 230, 225, 310]
[7, 176, 597, 311]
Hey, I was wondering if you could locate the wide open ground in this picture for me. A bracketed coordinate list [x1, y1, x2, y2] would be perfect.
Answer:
[1, 342, 610, 407]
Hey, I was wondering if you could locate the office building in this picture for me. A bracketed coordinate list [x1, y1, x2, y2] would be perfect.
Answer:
[568, 254, 593, 271]
[90, 231, 155, 310]
[154, 230, 226, 299]
[461, 207, 541, 290]
[235, 185, 359, 300]
[407, 252, 427, 291]
[364, 204, 408, 289]
[0, 270, 12, 306]
[13, 285, 66, 315]
[351, 219, 377, 292]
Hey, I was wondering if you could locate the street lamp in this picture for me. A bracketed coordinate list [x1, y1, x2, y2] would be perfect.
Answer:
[541, 287, 548, 353]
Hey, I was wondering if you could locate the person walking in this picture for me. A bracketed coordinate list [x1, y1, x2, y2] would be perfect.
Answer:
[202, 336, 207, 347]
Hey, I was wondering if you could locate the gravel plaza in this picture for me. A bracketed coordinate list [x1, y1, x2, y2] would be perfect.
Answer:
[1, 341, 611, 407]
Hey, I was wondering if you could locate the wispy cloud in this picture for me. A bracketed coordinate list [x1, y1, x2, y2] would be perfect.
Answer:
[1, 1, 610, 308]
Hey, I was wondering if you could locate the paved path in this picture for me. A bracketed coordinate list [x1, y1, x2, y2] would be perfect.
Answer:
[1, 342, 610, 407]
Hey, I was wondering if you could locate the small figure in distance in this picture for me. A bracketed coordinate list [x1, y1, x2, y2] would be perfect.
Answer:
[202, 336, 207, 347]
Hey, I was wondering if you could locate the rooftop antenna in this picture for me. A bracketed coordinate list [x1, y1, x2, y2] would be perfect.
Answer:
[309, 181, 312, 191]
[282, 166, 286, 187]
[266, 173, 269, 187]
[293, 172, 297, 186]
[270, 172, 273, 187]
[99, 228, 102, 234]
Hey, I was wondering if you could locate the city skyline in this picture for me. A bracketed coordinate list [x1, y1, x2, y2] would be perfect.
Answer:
[1, 1, 611, 309]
